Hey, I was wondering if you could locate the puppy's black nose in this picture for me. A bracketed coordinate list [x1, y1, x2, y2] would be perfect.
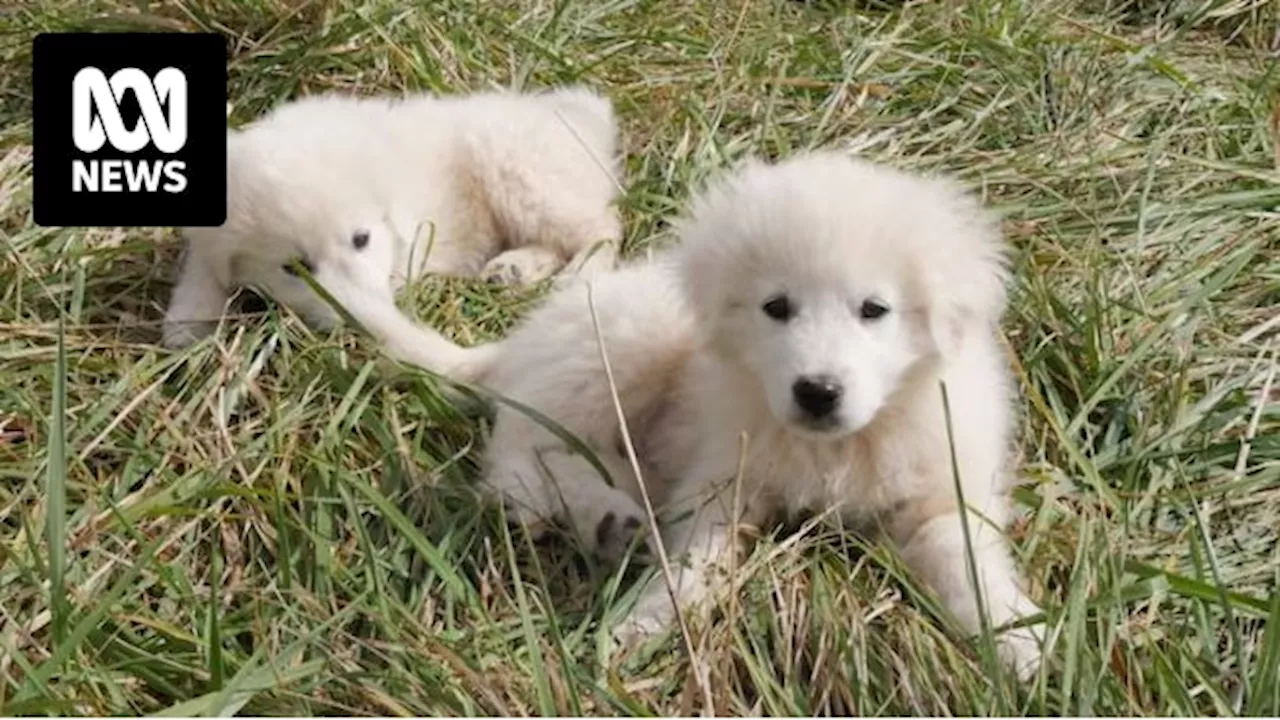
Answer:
[792, 375, 843, 419]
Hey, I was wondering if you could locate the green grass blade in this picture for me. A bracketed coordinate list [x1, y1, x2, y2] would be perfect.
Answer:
[45, 296, 69, 649]
[498, 519, 556, 716]
[1246, 579, 1280, 716]
[206, 529, 225, 692]
[342, 472, 474, 606]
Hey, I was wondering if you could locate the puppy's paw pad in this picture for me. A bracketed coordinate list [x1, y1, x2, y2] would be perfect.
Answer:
[482, 249, 561, 286]
[481, 259, 525, 285]
[594, 510, 651, 563]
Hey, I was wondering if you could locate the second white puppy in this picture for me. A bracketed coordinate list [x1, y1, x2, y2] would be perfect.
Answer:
[389, 151, 1044, 678]
[162, 86, 621, 375]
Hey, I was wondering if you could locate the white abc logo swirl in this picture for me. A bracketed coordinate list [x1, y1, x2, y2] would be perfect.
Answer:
[72, 67, 187, 154]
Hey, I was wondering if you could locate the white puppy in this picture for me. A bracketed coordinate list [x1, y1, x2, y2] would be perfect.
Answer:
[161, 86, 621, 374]
[372, 151, 1043, 678]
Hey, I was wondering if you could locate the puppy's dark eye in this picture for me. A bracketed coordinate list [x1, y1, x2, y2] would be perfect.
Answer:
[762, 294, 795, 322]
[281, 257, 315, 277]
[859, 298, 890, 320]
[352, 230, 370, 250]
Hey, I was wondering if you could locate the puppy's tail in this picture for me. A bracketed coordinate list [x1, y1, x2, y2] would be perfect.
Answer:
[322, 279, 500, 386]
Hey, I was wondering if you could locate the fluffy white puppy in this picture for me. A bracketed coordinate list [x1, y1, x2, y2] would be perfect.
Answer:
[161, 86, 621, 373]
[382, 151, 1043, 678]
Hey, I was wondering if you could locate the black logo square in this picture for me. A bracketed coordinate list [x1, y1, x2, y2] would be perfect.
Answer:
[33, 32, 227, 228]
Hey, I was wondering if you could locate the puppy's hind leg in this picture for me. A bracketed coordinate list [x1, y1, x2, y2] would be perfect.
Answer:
[471, 135, 622, 286]
[162, 241, 231, 349]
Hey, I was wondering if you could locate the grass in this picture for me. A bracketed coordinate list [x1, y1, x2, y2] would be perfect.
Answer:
[1, 0, 1279, 714]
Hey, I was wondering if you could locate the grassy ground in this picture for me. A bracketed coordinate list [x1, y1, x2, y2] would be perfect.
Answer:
[2, 0, 1279, 715]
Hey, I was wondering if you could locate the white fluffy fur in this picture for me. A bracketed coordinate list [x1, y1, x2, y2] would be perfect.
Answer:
[162, 86, 621, 375]
[350, 151, 1044, 678]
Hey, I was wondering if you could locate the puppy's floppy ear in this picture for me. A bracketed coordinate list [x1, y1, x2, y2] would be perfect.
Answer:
[675, 155, 775, 322]
[918, 194, 1010, 358]
[920, 305, 963, 359]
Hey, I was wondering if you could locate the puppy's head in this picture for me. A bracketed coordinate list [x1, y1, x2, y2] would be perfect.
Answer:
[222, 136, 402, 320]
[675, 152, 1008, 438]
[226, 217, 400, 329]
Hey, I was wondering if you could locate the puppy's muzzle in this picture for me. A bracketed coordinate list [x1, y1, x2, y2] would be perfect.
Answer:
[792, 375, 842, 420]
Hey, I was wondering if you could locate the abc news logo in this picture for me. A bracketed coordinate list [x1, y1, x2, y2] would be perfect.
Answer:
[34, 33, 227, 227]
[72, 67, 189, 194]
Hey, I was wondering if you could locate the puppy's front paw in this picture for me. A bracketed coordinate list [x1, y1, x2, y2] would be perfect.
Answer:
[161, 319, 214, 349]
[609, 575, 687, 657]
[996, 621, 1043, 681]
[983, 591, 1044, 681]
[611, 604, 673, 651]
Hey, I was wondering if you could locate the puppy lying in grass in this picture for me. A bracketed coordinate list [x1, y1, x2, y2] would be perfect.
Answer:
[161, 86, 621, 374]
[341, 151, 1046, 679]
